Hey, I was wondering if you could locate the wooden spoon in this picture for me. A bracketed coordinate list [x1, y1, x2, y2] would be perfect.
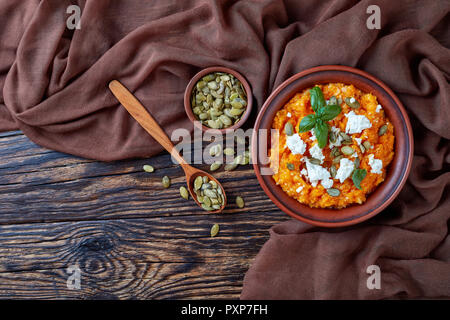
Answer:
[108, 80, 226, 213]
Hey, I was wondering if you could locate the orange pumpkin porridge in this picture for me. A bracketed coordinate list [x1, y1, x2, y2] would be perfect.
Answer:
[270, 83, 395, 208]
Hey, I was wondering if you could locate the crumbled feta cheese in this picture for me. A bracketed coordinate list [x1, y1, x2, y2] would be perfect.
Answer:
[309, 144, 325, 164]
[345, 111, 372, 134]
[309, 129, 317, 141]
[296, 186, 304, 193]
[287, 112, 292, 118]
[354, 137, 362, 145]
[321, 178, 333, 189]
[300, 168, 308, 176]
[286, 134, 306, 155]
[305, 160, 331, 187]
[368, 154, 383, 174]
[335, 158, 355, 183]
[329, 126, 343, 149]
[376, 104, 382, 113]
[350, 97, 356, 103]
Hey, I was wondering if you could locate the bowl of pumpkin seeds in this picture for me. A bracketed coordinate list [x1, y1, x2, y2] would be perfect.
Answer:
[184, 66, 252, 132]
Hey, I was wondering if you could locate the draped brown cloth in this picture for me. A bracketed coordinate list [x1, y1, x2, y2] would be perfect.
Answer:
[1, 0, 449, 299]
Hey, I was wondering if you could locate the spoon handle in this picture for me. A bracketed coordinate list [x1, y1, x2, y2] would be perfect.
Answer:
[108, 80, 186, 165]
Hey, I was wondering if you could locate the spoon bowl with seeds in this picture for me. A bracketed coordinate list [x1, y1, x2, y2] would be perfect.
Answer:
[109, 80, 227, 213]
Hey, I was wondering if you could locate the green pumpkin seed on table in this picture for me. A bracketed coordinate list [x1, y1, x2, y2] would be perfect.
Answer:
[143, 165, 154, 173]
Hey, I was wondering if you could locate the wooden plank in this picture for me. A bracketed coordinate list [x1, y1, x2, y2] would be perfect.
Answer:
[0, 132, 280, 224]
[0, 131, 289, 299]
[0, 214, 287, 299]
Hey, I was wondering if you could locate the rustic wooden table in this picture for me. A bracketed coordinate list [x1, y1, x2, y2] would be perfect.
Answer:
[0, 130, 289, 299]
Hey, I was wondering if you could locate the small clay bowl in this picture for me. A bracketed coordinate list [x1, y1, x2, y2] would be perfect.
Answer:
[252, 65, 414, 227]
[184, 66, 253, 133]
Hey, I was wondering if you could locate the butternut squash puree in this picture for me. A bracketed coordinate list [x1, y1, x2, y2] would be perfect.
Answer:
[270, 83, 395, 208]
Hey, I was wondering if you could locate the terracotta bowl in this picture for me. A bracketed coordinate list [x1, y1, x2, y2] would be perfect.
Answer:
[252, 65, 413, 227]
[184, 66, 253, 133]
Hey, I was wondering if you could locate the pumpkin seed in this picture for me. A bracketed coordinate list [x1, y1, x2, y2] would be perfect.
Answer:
[224, 163, 238, 171]
[329, 131, 336, 143]
[337, 97, 343, 105]
[210, 224, 220, 237]
[204, 189, 217, 199]
[201, 183, 212, 190]
[341, 139, 353, 145]
[331, 147, 341, 158]
[341, 146, 355, 155]
[212, 204, 221, 210]
[194, 176, 203, 190]
[202, 204, 214, 211]
[327, 188, 340, 197]
[333, 155, 343, 164]
[208, 81, 218, 90]
[240, 154, 250, 165]
[207, 119, 219, 129]
[285, 122, 294, 136]
[196, 81, 206, 90]
[210, 162, 221, 171]
[359, 144, 366, 153]
[224, 148, 235, 156]
[162, 176, 171, 188]
[345, 97, 360, 109]
[230, 107, 244, 116]
[203, 74, 215, 82]
[354, 157, 360, 168]
[287, 163, 295, 170]
[339, 132, 351, 140]
[229, 92, 239, 101]
[180, 186, 189, 200]
[219, 115, 232, 126]
[330, 165, 337, 178]
[308, 157, 321, 165]
[236, 196, 245, 208]
[202, 176, 209, 183]
[231, 100, 244, 109]
[363, 141, 372, 150]
[203, 196, 212, 207]
[378, 124, 388, 136]
[210, 180, 218, 188]
[143, 165, 154, 173]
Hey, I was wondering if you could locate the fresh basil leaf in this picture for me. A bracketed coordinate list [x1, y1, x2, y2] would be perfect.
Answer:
[314, 120, 329, 148]
[320, 104, 341, 121]
[352, 168, 367, 190]
[298, 114, 316, 132]
[309, 86, 325, 114]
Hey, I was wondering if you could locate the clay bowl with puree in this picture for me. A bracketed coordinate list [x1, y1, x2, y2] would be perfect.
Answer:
[252, 65, 413, 227]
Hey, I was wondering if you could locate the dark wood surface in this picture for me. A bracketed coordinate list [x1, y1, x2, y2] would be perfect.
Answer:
[0, 131, 288, 299]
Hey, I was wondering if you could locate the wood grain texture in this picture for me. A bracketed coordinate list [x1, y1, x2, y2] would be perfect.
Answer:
[0, 131, 288, 299]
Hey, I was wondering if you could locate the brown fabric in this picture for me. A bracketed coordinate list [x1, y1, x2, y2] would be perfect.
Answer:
[0, 0, 449, 299]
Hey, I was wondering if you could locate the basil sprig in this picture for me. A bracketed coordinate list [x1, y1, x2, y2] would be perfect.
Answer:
[352, 168, 367, 190]
[298, 86, 341, 148]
